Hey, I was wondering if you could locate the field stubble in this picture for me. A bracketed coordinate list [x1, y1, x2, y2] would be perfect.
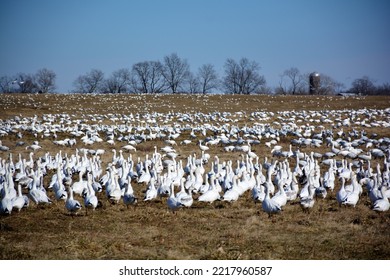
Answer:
[0, 93, 390, 259]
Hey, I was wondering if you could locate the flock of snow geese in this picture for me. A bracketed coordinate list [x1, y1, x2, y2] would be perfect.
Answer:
[0, 104, 390, 217]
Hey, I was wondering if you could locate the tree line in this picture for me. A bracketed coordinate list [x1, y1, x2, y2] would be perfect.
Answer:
[1, 53, 389, 95]
[71, 54, 267, 94]
[0, 68, 56, 94]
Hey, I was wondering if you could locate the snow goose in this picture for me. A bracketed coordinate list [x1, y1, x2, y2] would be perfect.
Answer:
[107, 173, 122, 204]
[284, 170, 299, 201]
[12, 184, 27, 212]
[271, 178, 288, 208]
[198, 140, 209, 152]
[180, 139, 192, 145]
[323, 163, 335, 191]
[341, 185, 360, 207]
[71, 171, 88, 196]
[175, 178, 193, 207]
[338, 160, 352, 180]
[252, 182, 265, 204]
[0, 140, 10, 151]
[365, 176, 382, 204]
[247, 147, 258, 159]
[144, 179, 158, 201]
[123, 176, 138, 208]
[300, 180, 315, 213]
[237, 170, 254, 195]
[198, 175, 221, 203]
[122, 144, 136, 152]
[336, 178, 348, 206]
[127, 159, 139, 181]
[137, 162, 152, 185]
[1, 170, 16, 201]
[167, 182, 184, 213]
[14, 158, 29, 184]
[161, 146, 176, 153]
[0, 184, 13, 215]
[199, 172, 210, 194]
[26, 141, 41, 151]
[371, 148, 385, 159]
[261, 182, 282, 218]
[263, 168, 275, 195]
[65, 186, 82, 216]
[184, 171, 196, 191]
[372, 187, 390, 212]
[157, 174, 171, 198]
[28, 173, 52, 205]
[51, 167, 68, 201]
[83, 173, 99, 214]
[91, 175, 102, 193]
[222, 176, 240, 202]
[190, 166, 204, 193]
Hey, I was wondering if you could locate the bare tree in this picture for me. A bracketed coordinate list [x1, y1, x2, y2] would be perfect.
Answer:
[318, 74, 344, 95]
[223, 58, 266, 94]
[73, 69, 104, 93]
[350, 76, 376, 95]
[161, 53, 190, 93]
[35, 68, 56, 93]
[132, 61, 166, 93]
[102, 76, 118, 94]
[375, 83, 390, 95]
[102, 68, 132, 93]
[15, 72, 37, 93]
[198, 64, 219, 94]
[278, 67, 305, 95]
[0, 75, 14, 93]
[187, 72, 200, 94]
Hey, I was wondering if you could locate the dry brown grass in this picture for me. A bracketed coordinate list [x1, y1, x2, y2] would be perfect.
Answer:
[0, 93, 390, 260]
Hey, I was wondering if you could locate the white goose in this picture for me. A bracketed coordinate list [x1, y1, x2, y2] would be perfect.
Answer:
[198, 140, 209, 152]
[251, 183, 265, 204]
[83, 173, 98, 214]
[222, 176, 240, 202]
[175, 178, 193, 207]
[198, 175, 221, 203]
[12, 184, 26, 212]
[271, 177, 288, 208]
[157, 174, 172, 198]
[0, 185, 13, 215]
[300, 183, 315, 213]
[65, 186, 82, 215]
[71, 171, 88, 196]
[372, 187, 390, 212]
[144, 180, 158, 201]
[363, 177, 381, 204]
[336, 178, 348, 206]
[341, 174, 360, 207]
[263, 168, 275, 195]
[284, 171, 299, 201]
[28, 173, 52, 205]
[2, 170, 16, 201]
[262, 182, 282, 218]
[107, 173, 122, 204]
[137, 162, 152, 185]
[323, 163, 335, 191]
[123, 176, 138, 208]
[51, 167, 68, 201]
[167, 182, 184, 213]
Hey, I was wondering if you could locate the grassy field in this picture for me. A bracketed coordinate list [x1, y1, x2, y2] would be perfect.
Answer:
[0, 93, 390, 260]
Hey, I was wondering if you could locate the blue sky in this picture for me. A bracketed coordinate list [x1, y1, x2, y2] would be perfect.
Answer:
[0, 0, 389, 93]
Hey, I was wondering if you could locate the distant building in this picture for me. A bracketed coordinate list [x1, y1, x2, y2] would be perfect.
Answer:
[309, 72, 320, 94]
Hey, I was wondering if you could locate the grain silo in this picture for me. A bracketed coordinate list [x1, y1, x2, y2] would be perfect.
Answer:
[309, 72, 320, 94]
